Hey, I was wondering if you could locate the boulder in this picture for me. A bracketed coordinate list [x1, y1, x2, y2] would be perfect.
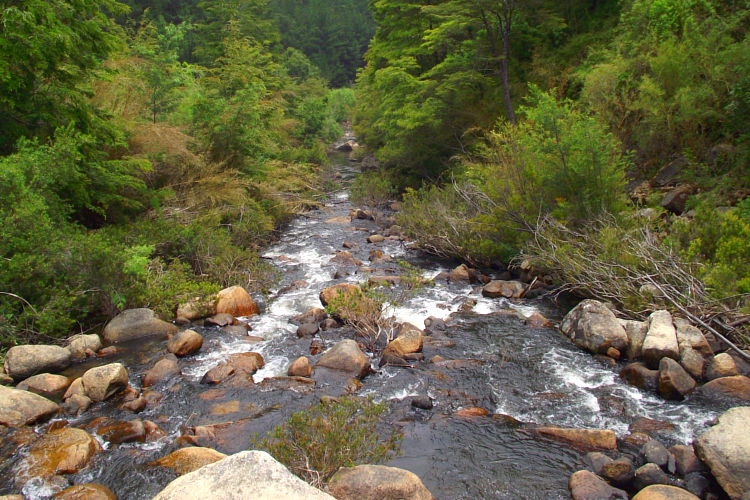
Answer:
[66, 334, 102, 360]
[534, 426, 617, 450]
[152, 450, 335, 500]
[17, 427, 100, 484]
[706, 353, 739, 380]
[583, 452, 613, 475]
[641, 439, 673, 471]
[679, 347, 706, 380]
[560, 300, 629, 355]
[81, 363, 129, 402]
[315, 340, 370, 379]
[367, 234, 385, 243]
[330, 251, 363, 266]
[525, 312, 552, 328]
[56, 484, 117, 500]
[16, 373, 70, 400]
[143, 356, 181, 387]
[634, 463, 670, 490]
[620, 319, 648, 360]
[383, 323, 423, 357]
[154, 447, 228, 475]
[658, 358, 696, 400]
[293, 308, 328, 324]
[568, 470, 628, 500]
[621, 362, 659, 392]
[661, 185, 694, 214]
[176, 298, 217, 321]
[632, 485, 700, 500]
[328, 464, 433, 500]
[215, 286, 260, 317]
[3, 344, 71, 380]
[0, 385, 59, 426]
[642, 310, 680, 368]
[694, 406, 750, 499]
[167, 329, 203, 357]
[297, 322, 319, 337]
[447, 264, 486, 284]
[601, 457, 635, 488]
[96, 419, 146, 444]
[669, 445, 704, 476]
[201, 352, 264, 385]
[62, 394, 92, 416]
[288, 356, 312, 377]
[482, 280, 524, 299]
[205, 313, 234, 327]
[674, 320, 713, 358]
[102, 308, 178, 343]
[694, 375, 750, 403]
[319, 283, 361, 307]
[454, 407, 488, 417]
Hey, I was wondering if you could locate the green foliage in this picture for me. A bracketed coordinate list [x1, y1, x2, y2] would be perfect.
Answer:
[350, 169, 398, 207]
[327, 88, 356, 123]
[255, 397, 402, 487]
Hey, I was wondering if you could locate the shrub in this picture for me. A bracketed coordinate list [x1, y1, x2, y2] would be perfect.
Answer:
[349, 169, 398, 208]
[324, 286, 389, 351]
[255, 397, 402, 487]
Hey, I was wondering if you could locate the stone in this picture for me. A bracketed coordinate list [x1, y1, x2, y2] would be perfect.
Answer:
[526, 312, 552, 328]
[602, 457, 635, 488]
[694, 375, 750, 403]
[143, 356, 181, 387]
[215, 286, 260, 317]
[81, 363, 129, 402]
[97, 419, 146, 444]
[658, 357, 696, 400]
[632, 485, 700, 500]
[227, 352, 264, 374]
[630, 418, 675, 435]
[154, 447, 228, 475]
[534, 426, 617, 450]
[583, 452, 613, 475]
[152, 450, 335, 500]
[410, 396, 433, 410]
[293, 308, 328, 324]
[560, 300, 629, 355]
[0, 385, 59, 426]
[328, 464, 433, 500]
[319, 283, 361, 307]
[17, 427, 100, 484]
[56, 484, 117, 500]
[66, 334, 102, 360]
[120, 396, 147, 413]
[205, 313, 234, 327]
[16, 373, 71, 400]
[297, 322, 319, 337]
[330, 251, 363, 266]
[674, 320, 713, 358]
[62, 394, 91, 416]
[167, 329, 203, 357]
[383, 323, 423, 357]
[3, 345, 71, 380]
[706, 353, 739, 380]
[694, 406, 750, 499]
[63, 377, 84, 400]
[482, 280, 524, 299]
[641, 439, 672, 470]
[669, 445, 704, 476]
[447, 264, 485, 284]
[176, 298, 216, 321]
[620, 319, 648, 360]
[314, 340, 370, 379]
[634, 463, 671, 490]
[679, 347, 706, 380]
[144, 420, 167, 441]
[367, 234, 385, 243]
[621, 363, 659, 392]
[424, 316, 447, 331]
[321, 318, 339, 330]
[651, 157, 685, 187]
[102, 308, 178, 343]
[568, 470, 628, 500]
[661, 185, 694, 214]
[454, 407, 488, 417]
[201, 353, 264, 385]
[288, 356, 312, 377]
[642, 310, 680, 368]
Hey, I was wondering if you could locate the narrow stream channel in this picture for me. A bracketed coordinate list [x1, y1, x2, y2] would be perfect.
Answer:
[3, 146, 720, 499]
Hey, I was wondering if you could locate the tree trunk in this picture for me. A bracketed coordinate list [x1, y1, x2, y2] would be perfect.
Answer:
[500, 29, 516, 124]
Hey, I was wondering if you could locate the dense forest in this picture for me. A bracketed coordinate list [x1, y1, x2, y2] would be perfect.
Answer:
[1, 0, 748, 353]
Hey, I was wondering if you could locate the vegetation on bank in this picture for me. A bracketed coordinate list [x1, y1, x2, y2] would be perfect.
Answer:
[353, 0, 750, 344]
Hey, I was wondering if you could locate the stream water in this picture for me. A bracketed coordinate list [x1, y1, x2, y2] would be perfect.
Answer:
[2, 147, 721, 499]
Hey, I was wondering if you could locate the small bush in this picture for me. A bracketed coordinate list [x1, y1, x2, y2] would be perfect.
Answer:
[255, 397, 402, 487]
[350, 169, 397, 208]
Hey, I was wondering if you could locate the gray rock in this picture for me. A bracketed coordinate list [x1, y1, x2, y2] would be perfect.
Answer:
[583, 451, 613, 475]
[601, 457, 635, 488]
[0, 385, 59, 426]
[568, 470, 628, 500]
[152, 450, 335, 500]
[314, 339, 370, 379]
[706, 353, 739, 380]
[674, 319, 713, 358]
[3, 345, 71, 380]
[658, 357, 696, 400]
[81, 363, 129, 402]
[621, 362, 659, 392]
[66, 334, 102, 359]
[620, 319, 648, 360]
[642, 310, 679, 368]
[669, 445, 705, 476]
[679, 347, 706, 380]
[102, 308, 177, 343]
[641, 439, 672, 471]
[634, 463, 671, 490]
[560, 300, 629, 355]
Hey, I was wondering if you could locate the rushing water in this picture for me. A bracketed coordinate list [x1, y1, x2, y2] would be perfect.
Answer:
[2, 148, 721, 499]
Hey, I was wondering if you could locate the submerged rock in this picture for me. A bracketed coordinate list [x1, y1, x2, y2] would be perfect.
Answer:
[56, 484, 117, 500]
[328, 464, 434, 500]
[143, 356, 181, 387]
[534, 426, 617, 450]
[17, 427, 100, 486]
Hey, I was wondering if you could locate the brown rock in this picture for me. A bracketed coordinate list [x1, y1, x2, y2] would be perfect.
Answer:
[328, 464, 433, 500]
[227, 352, 264, 374]
[330, 251, 363, 266]
[568, 470, 628, 500]
[366, 234, 385, 244]
[62, 394, 91, 416]
[297, 322, 319, 337]
[144, 420, 167, 441]
[215, 286, 259, 317]
[143, 356, 181, 387]
[18, 427, 100, 484]
[0, 384, 59, 426]
[583, 452, 613, 475]
[669, 445, 705, 476]
[120, 395, 147, 413]
[621, 362, 659, 392]
[167, 329, 203, 357]
[526, 312, 552, 328]
[293, 308, 328, 324]
[674, 319, 713, 358]
[707, 353, 739, 380]
[631, 485, 700, 500]
[319, 283, 361, 307]
[454, 407, 488, 417]
[634, 463, 671, 490]
[643, 310, 680, 368]
[482, 280, 524, 298]
[81, 363, 128, 402]
[630, 417, 675, 435]
[602, 457, 635, 488]
[205, 313, 234, 327]
[56, 484, 117, 500]
[534, 426, 617, 450]
[658, 357, 696, 400]
[176, 297, 217, 321]
[680, 347, 706, 380]
[66, 334, 102, 360]
[97, 419, 146, 444]
[102, 308, 177, 344]
[314, 340, 370, 379]
[17, 373, 71, 400]
[154, 447, 228, 475]
[661, 185, 694, 214]
[288, 356, 312, 377]
[383, 323, 423, 357]
[695, 375, 750, 403]
[3, 344, 71, 381]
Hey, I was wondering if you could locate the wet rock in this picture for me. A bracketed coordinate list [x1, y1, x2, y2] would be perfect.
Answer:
[424, 316, 446, 331]
[694, 375, 750, 403]
[152, 450, 335, 500]
[288, 356, 312, 377]
[201, 353, 264, 385]
[632, 484, 700, 500]
[330, 251, 363, 266]
[96, 346, 119, 357]
[17, 427, 100, 485]
[0, 385, 59, 426]
[143, 356, 181, 387]
[222, 325, 250, 337]
[526, 312, 552, 328]
[81, 363, 129, 403]
[410, 396, 433, 410]
[602, 457, 635, 488]
[314, 340, 370, 379]
[694, 406, 750, 499]
[368, 275, 400, 286]
[706, 353, 739, 380]
[641, 439, 673, 471]
[669, 445, 705, 476]
[319, 283, 361, 307]
[343, 241, 357, 249]
[482, 280, 524, 298]
[310, 339, 325, 355]
[97, 419, 146, 444]
[635, 463, 671, 490]
[643, 310, 680, 368]
[630, 417, 675, 435]
[684, 472, 711, 498]
[120, 395, 147, 413]
[447, 264, 483, 284]
[661, 185, 694, 214]
[102, 308, 178, 343]
[384, 323, 423, 357]
[66, 334, 102, 360]
[454, 407, 488, 417]
[293, 307, 328, 324]
[215, 286, 260, 317]
[560, 300, 629, 355]
[3, 344, 71, 380]
[144, 420, 167, 441]
[658, 357, 696, 400]
[354, 209, 374, 220]
[56, 484, 117, 500]
[583, 452, 613, 475]
[154, 447, 228, 475]
[328, 464, 433, 500]
[167, 329, 203, 357]
[205, 313, 234, 327]
[568, 470, 628, 500]
[367, 234, 385, 243]
[680, 347, 706, 380]
[620, 363, 658, 391]
[297, 322, 319, 338]
[227, 352, 264, 374]
[62, 394, 92, 416]
[321, 318, 340, 330]
[620, 319, 648, 360]
[16, 373, 71, 400]
[624, 432, 653, 448]
[534, 426, 617, 450]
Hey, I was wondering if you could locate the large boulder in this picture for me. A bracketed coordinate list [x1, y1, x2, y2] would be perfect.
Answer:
[314, 339, 370, 379]
[16, 373, 71, 400]
[620, 319, 648, 360]
[568, 470, 628, 500]
[694, 375, 750, 403]
[288, 356, 312, 377]
[694, 406, 750, 499]
[621, 362, 658, 392]
[152, 450, 335, 500]
[631, 485, 699, 500]
[176, 297, 217, 321]
[81, 363, 129, 402]
[674, 319, 713, 358]
[200, 352, 264, 385]
[0, 385, 59, 426]
[706, 353, 739, 381]
[560, 300, 629, 355]
[102, 308, 178, 343]
[658, 357, 696, 400]
[642, 310, 680, 368]
[3, 344, 71, 380]
[319, 283, 361, 307]
[154, 447, 227, 475]
[661, 185, 694, 214]
[383, 323, 423, 357]
[16, 427, 100, 485]
[167, 329, 203, 357]
[215, 286, 260, 317]
[328, 465, 433, 500]
[66, 334, 102, 360]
